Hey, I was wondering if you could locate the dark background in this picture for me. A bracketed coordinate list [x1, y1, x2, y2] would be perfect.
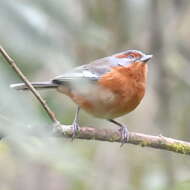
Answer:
[0, 0, 190, 189]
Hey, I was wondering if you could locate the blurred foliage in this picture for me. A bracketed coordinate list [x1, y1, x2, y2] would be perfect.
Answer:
[0, 0, 190, 190]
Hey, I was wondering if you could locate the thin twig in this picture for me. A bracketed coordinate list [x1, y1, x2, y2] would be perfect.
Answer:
[0, 46, 59, 124]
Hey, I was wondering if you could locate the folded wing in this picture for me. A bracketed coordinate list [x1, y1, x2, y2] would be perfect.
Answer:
[52, 57, 118, 85]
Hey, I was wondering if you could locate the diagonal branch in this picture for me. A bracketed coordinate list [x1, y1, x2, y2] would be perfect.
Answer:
[1, 46, 190, 155]
[0, 46, 59, 124]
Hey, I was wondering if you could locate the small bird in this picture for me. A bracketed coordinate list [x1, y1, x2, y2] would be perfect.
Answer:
[10, 50, 152, 145]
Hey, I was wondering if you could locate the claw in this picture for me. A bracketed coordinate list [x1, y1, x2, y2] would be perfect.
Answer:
[71, 121, 80, 140]
[118, 126, 129, 147]
[108, 119, 129, 147]
[71, 106, 80, 140]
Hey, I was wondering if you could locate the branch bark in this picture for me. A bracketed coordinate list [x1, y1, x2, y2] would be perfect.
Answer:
[1, 46, 190, 155]
[55, 125, 190, 155]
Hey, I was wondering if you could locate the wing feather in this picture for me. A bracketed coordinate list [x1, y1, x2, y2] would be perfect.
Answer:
[52, 56, 131, 85]
[52, 57, 111, 84]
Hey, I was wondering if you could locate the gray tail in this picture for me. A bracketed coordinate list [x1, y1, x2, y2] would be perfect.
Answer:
[10, 81, 58, 90]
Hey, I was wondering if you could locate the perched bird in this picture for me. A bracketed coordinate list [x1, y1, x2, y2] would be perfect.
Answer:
[10, 50, 152, 145]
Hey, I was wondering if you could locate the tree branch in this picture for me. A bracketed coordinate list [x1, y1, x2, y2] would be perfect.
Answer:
[55, 125, 190, 155]
[1, 46, 190, 155]
[0, 46, 59, 124]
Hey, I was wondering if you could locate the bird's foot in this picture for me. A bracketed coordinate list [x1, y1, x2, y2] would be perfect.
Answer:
[118, 126, 129, 147]
[71, 121, 80, 140]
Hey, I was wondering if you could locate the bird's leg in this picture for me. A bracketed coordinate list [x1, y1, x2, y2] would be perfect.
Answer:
[71, 106, 80, 139]
[108, 119, 129, 146]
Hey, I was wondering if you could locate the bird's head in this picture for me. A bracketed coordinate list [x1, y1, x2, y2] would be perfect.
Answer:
[113, 50, 152, 65]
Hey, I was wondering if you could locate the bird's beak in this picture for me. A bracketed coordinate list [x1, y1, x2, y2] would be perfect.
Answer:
[141, 54, 153, 63]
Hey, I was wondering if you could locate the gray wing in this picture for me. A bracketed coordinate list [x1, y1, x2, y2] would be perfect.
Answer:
[52, 54, 132, 85]
[52, 57, 114, 85]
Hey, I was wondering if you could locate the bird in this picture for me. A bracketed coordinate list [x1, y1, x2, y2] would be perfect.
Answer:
[10, 50, 152, 145]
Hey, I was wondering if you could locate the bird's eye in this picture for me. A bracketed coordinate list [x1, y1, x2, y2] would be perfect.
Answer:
[115, 52, 141, 59]
[127, 54, 135, 59]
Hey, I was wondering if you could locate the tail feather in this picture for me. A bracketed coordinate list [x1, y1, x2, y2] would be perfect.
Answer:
[10, 81, 58, 90]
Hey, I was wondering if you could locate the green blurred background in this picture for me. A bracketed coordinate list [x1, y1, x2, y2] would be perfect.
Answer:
[0, 0, 190, 189]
